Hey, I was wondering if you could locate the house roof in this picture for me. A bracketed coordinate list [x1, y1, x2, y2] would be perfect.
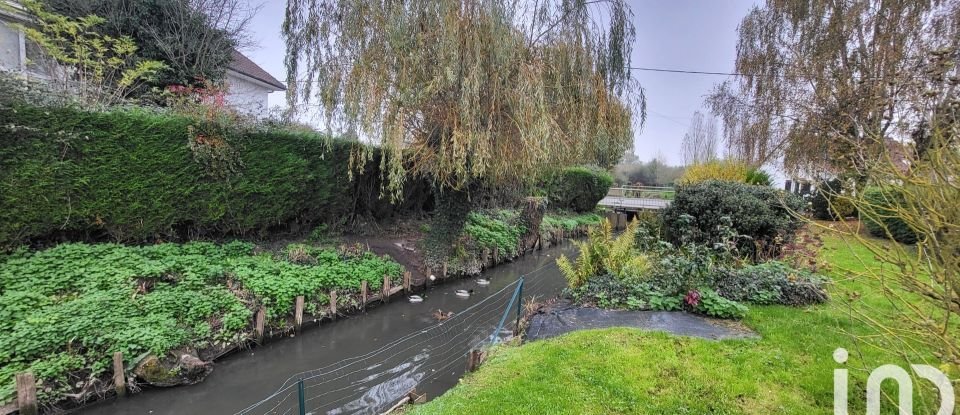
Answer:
[228, 49, 286, 91]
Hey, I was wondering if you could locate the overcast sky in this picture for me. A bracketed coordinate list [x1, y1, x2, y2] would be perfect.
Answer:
[241, 0, 757, 166]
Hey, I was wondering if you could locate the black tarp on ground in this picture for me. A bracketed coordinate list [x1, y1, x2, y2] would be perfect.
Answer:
[526, 301, 759, 341]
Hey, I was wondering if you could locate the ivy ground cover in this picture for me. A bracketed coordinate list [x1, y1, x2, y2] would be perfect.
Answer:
[0, 241, 402, 406]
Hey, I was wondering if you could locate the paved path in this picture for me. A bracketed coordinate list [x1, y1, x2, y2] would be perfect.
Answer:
[597, 196, 670, 211]
[527, 302, 758, 341]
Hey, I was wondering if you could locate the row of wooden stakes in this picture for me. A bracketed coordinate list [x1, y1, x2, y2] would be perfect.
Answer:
[255, 271, 414, 338]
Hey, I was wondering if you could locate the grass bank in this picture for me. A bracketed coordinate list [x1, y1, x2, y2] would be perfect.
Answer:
[410, 232, 945, 414]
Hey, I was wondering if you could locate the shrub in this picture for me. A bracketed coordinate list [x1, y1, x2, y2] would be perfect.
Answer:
[557, 219, 646, 288]
[811, 178, 856, 220]
[632, 210, 666, 251]
[713, 261, 828, 306]
[677, 160, 749, 184]
[0, 102, 425, 249]
[549, 166, 614, 212]
[661, 181, 806, 258]
[692, 288, 748, 319]
[861, 187, 919, 244]
[568, 274, 682, 311]
[744, 168, 773, 186]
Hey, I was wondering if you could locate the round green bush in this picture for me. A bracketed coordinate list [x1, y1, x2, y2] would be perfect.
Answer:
[550, 166, 613, 212]
[861, 187, 918, 244]
[661, 180, 805, 257]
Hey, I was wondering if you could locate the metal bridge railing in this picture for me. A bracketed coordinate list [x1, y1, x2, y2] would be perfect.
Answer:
[606, 185, 676, 200]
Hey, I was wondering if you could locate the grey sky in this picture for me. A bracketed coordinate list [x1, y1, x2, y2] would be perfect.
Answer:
[241, 0, 756, 166]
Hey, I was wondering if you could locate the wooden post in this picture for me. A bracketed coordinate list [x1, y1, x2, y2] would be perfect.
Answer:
[493, 247, 499, 264]
[382, 275, 391, 303]
[255, 306, 266, 339]
[481, 248, 489, 267]
[465, 351, 476, 372]
[442, 262, 448, 278]
[408, 389, 427, 404]
[465, 349, 483, 372]
[112, 352, 126, 398]
[15, 372, 37, 415]
[294, 295, 305, 329]
[329, 290, 337, 318]
[403, 271, 411, 293]
[361, 280, 368, 310]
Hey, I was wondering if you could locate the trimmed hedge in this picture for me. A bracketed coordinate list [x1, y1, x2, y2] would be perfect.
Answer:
[861, 187, 918, 244]
[549, 166, 613, 212]
[661, 180, 805, 257]
[0, 104, 423, 248]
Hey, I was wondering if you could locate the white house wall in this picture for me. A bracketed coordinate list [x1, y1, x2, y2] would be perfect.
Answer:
[225, 72, 272, 116]
[0, 16, 23, 71]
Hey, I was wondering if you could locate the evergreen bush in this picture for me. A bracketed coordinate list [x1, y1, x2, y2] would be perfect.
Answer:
[549, 166, 613, 212]
[661, 181, 805, 258]
[861, 187, 919, 244]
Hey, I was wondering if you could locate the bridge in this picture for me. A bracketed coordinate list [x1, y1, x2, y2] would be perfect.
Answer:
[598, 186, 674, 212]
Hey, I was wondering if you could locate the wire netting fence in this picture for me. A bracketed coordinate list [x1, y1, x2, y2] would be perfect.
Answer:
[234, 271, 544, 415]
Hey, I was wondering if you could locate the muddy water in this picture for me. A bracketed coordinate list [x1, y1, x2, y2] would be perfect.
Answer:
[83, 244, 575, 415]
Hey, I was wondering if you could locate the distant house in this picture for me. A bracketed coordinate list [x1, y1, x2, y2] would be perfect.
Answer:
[0, 2, 42, 76]
[224, 49, 286, 115]
[1, 4, 285, 114]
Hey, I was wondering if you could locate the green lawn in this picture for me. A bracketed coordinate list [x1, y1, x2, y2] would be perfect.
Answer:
[410, 233, 945, 414]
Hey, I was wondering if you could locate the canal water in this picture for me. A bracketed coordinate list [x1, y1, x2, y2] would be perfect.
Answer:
[83, 244, 574, 415]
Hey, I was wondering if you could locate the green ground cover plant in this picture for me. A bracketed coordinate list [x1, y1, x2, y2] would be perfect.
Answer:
[0, 241, 402, 406]
[464, 211, 527, 256]
[540, 212, 603, 233]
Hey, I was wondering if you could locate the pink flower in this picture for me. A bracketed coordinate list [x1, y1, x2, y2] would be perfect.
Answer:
[684, 290, 701, 307]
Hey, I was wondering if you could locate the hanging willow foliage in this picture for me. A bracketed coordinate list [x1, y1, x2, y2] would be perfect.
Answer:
[283, 0, 645, 196]
[706, 0, 960, 177]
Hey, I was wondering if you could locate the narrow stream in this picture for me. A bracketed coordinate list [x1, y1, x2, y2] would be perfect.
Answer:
[82, 244, 575, 415]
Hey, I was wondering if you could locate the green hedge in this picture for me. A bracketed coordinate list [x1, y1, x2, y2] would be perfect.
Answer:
[549, 166, 613, 212]
[0, 104, 420, 248]
[861, 187, 918, 244]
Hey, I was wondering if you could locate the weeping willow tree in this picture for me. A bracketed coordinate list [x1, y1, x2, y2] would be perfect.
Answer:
[706, 0, 960, 177]
[282, 0, 644, 198]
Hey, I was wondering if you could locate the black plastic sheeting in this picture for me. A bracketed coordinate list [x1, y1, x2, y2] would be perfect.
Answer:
[526, 301, 759, 341]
